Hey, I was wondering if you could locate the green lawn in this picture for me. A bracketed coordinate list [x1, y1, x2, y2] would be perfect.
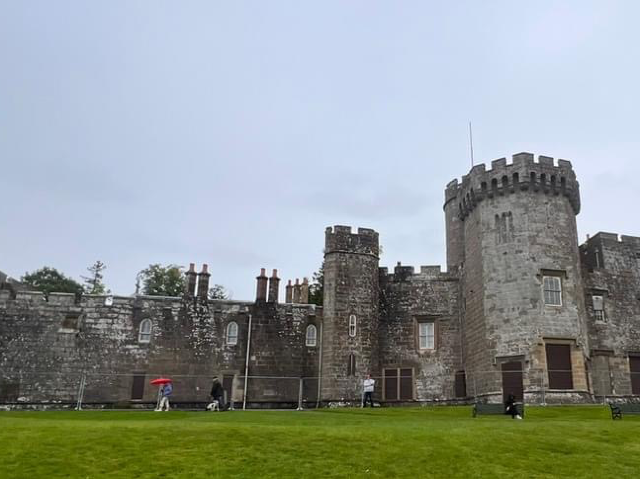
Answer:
[0, 406, 638, 478]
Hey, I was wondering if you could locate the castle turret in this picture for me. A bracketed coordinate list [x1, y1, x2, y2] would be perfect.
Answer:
[445, 153, 589, 402]
[321, 225, 380, 402]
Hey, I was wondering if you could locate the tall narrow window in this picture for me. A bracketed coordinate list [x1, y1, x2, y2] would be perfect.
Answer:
[138, 319, 152, 343]
[348, 315, 357, 337]
[226, 321, 238, 345]
[543, 276, 562, 306]
[593, 296, 605, 322]
[347, 354, 356, 376]
[305, 324, 317, 347]
[418, 322, 435, 350]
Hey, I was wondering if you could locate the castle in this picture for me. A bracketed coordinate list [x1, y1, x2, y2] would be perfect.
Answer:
[1, 152, 639, 408]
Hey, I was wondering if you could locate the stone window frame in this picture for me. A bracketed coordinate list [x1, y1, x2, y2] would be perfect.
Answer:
[415, 316, 438, 352]
[305, 324, 317, 347]
[348, 314, 357, 338]
[592, 295, 605, 322]
[138, 319, 152, 343]
[541, 270, 565, 307]
[226, 321, 238, 346]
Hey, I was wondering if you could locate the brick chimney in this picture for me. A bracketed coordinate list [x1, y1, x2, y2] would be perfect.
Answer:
[256, 268, 268, 302]
[300, 277, 309, 304]
[285, 280, 293, 303]
[196, 264, 210, 300]
[293, 278, 301, 303]
[267, 269, 280, 303]
[185, 263, 197, 296]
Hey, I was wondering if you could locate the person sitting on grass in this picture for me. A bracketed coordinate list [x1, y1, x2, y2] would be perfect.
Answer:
[505, 392, 522, 419]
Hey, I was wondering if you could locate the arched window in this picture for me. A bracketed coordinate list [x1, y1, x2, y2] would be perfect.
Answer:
[349, 315, 357, 338]
[305, 324, 317, 347]
[226, 321, 238, 345]
[138, 319, 152, 343]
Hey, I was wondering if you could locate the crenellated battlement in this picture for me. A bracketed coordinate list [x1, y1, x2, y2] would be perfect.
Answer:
[444, 152, 581, 219]
[378, 262, 459, 283]
[324, 225, 379, 257]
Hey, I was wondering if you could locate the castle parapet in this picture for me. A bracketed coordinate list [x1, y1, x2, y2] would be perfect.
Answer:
[325, 225, 379, 257]
[444, 152, 581, 219]
[378, 263, 458, 282]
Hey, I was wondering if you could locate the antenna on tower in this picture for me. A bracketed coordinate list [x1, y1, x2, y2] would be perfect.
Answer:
[468, 121, 475, 167]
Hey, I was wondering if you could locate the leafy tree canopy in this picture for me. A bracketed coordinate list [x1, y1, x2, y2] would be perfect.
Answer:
[139, 264, 185, 297]
[308, 263, 324, 306]
[82, 260, 109, 295]
[21, 267, 83, 295]
[208, 284, 229, 300]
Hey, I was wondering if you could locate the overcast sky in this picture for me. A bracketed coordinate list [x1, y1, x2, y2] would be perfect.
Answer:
[1, 1, 639, 299]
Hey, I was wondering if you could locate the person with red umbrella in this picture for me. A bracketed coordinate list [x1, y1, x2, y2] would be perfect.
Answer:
[150, 378, 173, 412]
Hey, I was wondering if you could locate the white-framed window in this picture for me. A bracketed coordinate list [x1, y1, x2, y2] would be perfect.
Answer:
[138, 319, 152, 343]
[305, 324, 317, 347]
[418, 322, 435, 350]
[593, 295, 605, 322]
[226, 321, 238, 345]
[348, 315, 357, 338]
[543, 276, 562, 306]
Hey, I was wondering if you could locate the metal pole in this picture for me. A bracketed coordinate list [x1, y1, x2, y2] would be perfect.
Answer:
[297, 378, 304, 411]
[75, 373, 86, 411]
[316, 321, 323, 409]
[242, 314, 253, 411]
[473, 372, 477, 401]
[541, 370, 546, 406]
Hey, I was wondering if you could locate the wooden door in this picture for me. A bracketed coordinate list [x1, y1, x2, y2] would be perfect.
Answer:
[455, 371, 467, 398]
[630, 356, 640, 395]
[131, 373, 146, 400]
[546, 344, 573, 389]
[384, 369, 398, 401]
[501, 361, 523, 402]
[399, 368, 413, 400]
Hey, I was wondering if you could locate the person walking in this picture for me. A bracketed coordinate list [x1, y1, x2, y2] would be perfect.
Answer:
[210, 376, 226, 411]
[362, 374, 375, 408]
[505, 392, 522, 419]
[156, 382, 173, 412]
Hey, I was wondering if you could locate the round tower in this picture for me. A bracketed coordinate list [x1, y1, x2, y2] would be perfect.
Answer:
[446, 152, 589, 402]
[320, 225, 380, 403]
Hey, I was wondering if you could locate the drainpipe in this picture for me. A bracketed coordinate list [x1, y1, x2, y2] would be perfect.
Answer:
[242, 314, 253, 410]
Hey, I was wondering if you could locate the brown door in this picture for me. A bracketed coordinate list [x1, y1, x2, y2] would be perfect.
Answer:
[501, 361, 523, 402]
[384, 369, 398, 401]
[546, 344, 573, 389]
[399, 368, 413, 400]
[630, 356, 640, 395]
[455, 371, 467, 398]
[131, 373, 146, 400]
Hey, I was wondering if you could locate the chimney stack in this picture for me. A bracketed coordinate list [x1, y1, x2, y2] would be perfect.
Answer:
[285, 280, 293, 303]
[185, 263, 197, 296]
[256, 268, 268, 302]
[196, 264, 210, 300]
[300, 277, 309, 304]
[293, 278, 301, 303]
[268, 269, 280, 303]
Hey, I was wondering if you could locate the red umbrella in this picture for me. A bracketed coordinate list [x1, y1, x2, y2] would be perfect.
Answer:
[150, 378, 172, 385]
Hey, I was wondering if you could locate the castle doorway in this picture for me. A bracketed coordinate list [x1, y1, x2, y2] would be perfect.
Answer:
[501, 361, 523, 402]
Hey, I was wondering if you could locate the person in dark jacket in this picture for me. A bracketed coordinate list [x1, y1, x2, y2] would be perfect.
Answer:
[210, 376, 226, 411]
[505, 393, 522, 419]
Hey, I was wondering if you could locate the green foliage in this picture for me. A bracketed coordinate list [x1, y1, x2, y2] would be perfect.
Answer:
[0, 407, 638, 478]
[21, 267, 83, 295]
[208, 284, 228, 300]
[81, 260, 109, 294]
[308, 262, 324, 306]
[138, 264, 185, 297]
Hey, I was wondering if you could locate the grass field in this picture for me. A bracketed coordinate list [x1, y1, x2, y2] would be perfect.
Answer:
[0, 406, 638, 478]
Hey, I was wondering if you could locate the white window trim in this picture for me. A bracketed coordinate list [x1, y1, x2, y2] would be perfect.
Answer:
[226, 321, 238, 346]
[348, 315, 357, 338]
[593, 295, 605, 322]
[418, 322, 435, 350]
[138, 319, 152, 343]
[543, 276, 563, 306]
[305, 324, 317, 347]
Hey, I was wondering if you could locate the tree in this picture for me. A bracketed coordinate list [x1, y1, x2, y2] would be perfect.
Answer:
[208, 284, 228, 300]
[81, 260, 108, 294]
[21, 267, 83, 295]
[308, 262, 324, 306]
[138, 264, 185, 297]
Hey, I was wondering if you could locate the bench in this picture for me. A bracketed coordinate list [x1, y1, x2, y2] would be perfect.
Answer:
[472, 402, 525, 418]
[609, 403, 640, 419]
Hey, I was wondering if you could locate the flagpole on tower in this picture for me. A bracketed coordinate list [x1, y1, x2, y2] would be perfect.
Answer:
[468, 121, 474, 168]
